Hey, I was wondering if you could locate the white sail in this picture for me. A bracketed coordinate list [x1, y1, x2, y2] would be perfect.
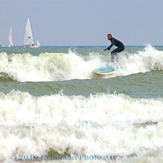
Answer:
[24, 18, 34, 47]
[8, 27, 13, 47]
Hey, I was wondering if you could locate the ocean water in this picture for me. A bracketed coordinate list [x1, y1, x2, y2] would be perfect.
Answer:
[0, 45, 163, 163]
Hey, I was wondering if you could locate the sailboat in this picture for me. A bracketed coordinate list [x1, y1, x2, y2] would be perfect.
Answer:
[8, 27, 13, 47]
[24, 18, 40, 48]
[1, 27, 13, 47]
[36, 40, 40, 47]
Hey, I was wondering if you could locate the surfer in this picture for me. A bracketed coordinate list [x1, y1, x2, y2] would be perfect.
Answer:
[104, 34, 125, 62]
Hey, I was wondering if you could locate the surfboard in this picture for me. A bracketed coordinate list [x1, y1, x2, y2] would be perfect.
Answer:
[93, 66, 115, 75]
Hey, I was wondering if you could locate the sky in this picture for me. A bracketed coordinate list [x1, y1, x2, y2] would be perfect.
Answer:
[0, 0, 163, 46]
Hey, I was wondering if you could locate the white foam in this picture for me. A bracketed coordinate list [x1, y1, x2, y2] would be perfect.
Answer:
[0, 91, 163, 161]
[114, 45, 163, 76]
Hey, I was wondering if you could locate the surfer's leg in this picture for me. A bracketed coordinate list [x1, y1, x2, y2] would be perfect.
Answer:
[111, 49, 118, 62]
[111, 47, 123, 62]
[111, 52, 116, 62]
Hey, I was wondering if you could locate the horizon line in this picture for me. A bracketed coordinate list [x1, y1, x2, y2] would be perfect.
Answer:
[1, 45, 163, 47]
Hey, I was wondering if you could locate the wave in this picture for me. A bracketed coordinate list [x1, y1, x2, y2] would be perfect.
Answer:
[1, 91, 162, 126]
[0, 45, 163, 82]
[0, 91, 163, 161]
[114, 45, 163, 76]
[0, 51, 99, 82]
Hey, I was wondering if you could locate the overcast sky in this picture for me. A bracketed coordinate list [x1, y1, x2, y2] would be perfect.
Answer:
[0, 0, 163, 46]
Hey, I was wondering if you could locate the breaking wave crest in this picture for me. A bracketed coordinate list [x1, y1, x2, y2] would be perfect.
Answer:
[0, 45, 162, 82]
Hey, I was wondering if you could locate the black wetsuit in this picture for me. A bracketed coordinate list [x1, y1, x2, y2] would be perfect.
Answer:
[106, 37, 125, 62]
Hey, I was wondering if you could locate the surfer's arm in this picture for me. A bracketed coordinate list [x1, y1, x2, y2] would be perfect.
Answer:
[104, 44, 113, 51]
[104, 39, 114, 51]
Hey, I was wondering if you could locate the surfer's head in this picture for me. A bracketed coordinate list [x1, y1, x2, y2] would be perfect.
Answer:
[107, 34, 112, 40]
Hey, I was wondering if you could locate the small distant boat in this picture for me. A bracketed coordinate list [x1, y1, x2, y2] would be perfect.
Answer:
[1, 27, 13, 47]
[24, 18, 40, 48]
[36, 40, 40, 47]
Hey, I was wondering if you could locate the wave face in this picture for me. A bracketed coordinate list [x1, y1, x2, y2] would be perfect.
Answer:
[0, 45, 163, 82]
[0, 91, 163, 161]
